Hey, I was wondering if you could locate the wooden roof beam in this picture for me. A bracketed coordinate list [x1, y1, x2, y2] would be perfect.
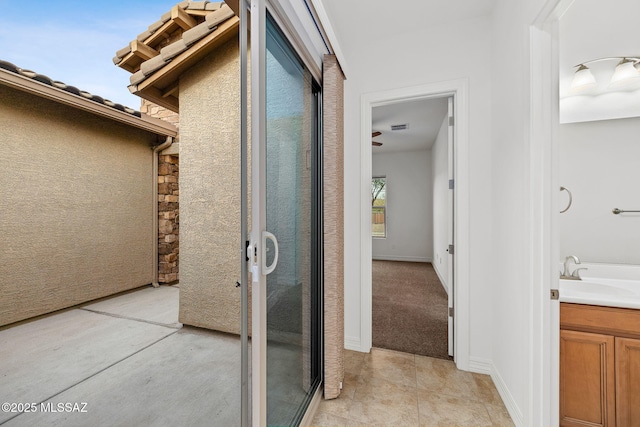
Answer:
[137, 85, 179, 113]
[131, 40, 159, 62]
[143, 20, 178, 48]
[117, 41, 160, 73]
[172, 5, 198, 31]
[161, 81, 179, 98]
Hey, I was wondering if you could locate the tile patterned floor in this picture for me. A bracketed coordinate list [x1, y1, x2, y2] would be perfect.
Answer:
[311, 348, 514, 427]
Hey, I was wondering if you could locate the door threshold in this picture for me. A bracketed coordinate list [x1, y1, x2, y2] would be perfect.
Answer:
[299, 382, 323, 427]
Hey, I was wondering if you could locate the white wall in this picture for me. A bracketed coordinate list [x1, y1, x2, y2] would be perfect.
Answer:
[372, 150, 432, 262]
[341, 15, 494, 364]
[431, 117, 449, 292]
[490, 0, 548, 425]
[559, 117, 640, 265]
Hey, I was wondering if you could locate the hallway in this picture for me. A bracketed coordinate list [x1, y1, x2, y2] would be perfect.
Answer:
[373, 261, 449, 358]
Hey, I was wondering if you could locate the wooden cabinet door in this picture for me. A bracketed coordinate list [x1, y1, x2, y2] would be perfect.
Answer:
[560, 329, 616, 427]
[615, 337, 640, 427]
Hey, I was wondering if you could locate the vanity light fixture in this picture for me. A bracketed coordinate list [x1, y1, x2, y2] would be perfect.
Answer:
[609, 57, 640, 88]
[570, 64, 596, 91]
[571, 56, 640, 91]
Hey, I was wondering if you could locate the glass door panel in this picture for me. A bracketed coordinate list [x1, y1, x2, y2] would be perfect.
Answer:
[264, 15, 320, 427]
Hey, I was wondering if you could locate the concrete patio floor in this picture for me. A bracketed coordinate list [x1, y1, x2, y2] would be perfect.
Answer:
[0, 285, 242, 427]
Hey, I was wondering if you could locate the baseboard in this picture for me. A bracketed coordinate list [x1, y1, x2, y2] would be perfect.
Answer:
[467, 356, 492, 375]
[432, 262, 449, 295]
[490, 363, 525, 427]
[344, 336, 365, 352]
[372, 256, 431, 263]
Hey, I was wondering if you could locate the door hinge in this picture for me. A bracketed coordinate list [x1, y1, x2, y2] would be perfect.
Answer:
[448, 244, 454, 255]
[449, 115, 454, 126]
[550, 289, 559, 300]
[449, 179, 454, 190]
[448, 307, 454, 317]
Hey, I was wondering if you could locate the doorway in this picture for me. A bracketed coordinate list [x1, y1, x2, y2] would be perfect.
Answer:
[370, 96, 453, 359]
[359, 79, 470, 369]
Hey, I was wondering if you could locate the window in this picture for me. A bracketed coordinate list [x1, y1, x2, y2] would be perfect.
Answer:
[372, 177, 386, 238]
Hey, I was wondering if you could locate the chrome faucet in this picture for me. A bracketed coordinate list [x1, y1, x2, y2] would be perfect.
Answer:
[560, 255, 587, 280]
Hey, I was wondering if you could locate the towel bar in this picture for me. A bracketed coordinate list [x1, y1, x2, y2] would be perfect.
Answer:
[612, 208, 640, 215]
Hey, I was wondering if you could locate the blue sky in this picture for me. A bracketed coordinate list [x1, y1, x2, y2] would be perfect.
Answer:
[0, 0, 179, 108]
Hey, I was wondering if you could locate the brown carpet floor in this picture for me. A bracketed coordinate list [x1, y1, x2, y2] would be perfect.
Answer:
[372, 260, 450, 359]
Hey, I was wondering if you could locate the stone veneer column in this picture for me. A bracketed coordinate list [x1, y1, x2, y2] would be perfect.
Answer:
[141, 100, 180, 284]
[158, 155, 179, 283]
[323, 54, 345, 400]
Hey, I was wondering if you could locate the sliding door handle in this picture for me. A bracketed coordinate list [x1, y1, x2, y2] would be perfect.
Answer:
[262, 231, 279, 275]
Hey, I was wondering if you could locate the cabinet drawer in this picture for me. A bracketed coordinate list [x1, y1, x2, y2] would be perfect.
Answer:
[561, 303, 640, 339]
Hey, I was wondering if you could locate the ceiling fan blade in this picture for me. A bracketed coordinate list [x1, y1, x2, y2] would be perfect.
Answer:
[372, 141, 383, 146]
[372, 131, 382, 138]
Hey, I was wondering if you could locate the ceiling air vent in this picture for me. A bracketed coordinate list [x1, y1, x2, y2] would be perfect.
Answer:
[390, 123, 409, 131]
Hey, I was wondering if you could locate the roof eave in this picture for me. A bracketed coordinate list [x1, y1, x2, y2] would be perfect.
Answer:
[0, 68, 177, 137]
[128, 16, 240, 114]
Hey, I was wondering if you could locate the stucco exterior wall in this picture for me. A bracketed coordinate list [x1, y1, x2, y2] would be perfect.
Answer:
[0, 85, 157, 327]
[178, 38, 243, 334]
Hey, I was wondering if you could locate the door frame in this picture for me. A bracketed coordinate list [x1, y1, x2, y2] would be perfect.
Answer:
[530, 0, 575, 424]
[360, 79, 471, 370]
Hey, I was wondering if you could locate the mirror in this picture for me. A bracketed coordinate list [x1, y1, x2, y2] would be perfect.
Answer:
[559, 0, 640, 124]
[559, 0, 640, 265]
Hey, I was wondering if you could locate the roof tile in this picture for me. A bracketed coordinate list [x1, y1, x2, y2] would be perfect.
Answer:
[130, 69, 147, 86]
[32, 73, 53, 86]
[0, 59, 19, 73]
[206, 5, 234, 29]
[0, 59, 141, 117]
[182, 21, 212, 46]
[185, 1, 209, 10]
[148, 19, 167, 33]
[116, 45, 132, 59]
[117, 1, 237, 92]
[140, 55, 168, 76]
[18, 69, 37, 78]
[160, 39, 189, 62]
[137, 29, 153, 43]
[61, 84, 81, 96]
[205, 2, 222, 11]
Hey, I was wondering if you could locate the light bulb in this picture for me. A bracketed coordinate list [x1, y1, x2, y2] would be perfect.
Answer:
[571, 64, 597, 92]
[608, 58, 640, 89]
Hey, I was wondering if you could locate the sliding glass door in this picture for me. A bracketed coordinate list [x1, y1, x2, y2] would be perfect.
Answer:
[248, 6, 322, 426]
[264, 16, 321, 426]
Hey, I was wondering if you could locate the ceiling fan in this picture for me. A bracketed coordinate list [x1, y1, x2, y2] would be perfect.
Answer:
[372, 131, 382, 146]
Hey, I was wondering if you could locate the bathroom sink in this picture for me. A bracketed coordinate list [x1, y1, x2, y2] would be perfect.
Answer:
[562, 281, 637, 296]
[560, 277, 640, 309]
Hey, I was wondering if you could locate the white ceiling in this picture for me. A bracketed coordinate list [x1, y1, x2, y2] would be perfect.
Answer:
[316, 0, 494, 154]
[318, 0, 496, 58]
[372, 97, 448, 154]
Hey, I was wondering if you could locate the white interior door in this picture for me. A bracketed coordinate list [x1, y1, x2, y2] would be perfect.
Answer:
[447, 96, 455, 358]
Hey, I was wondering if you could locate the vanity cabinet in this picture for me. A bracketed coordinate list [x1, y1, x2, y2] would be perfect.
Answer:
[615, 338, 640, 427]
[560, 303, 640, 427]
[560, 329, 615, 426]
